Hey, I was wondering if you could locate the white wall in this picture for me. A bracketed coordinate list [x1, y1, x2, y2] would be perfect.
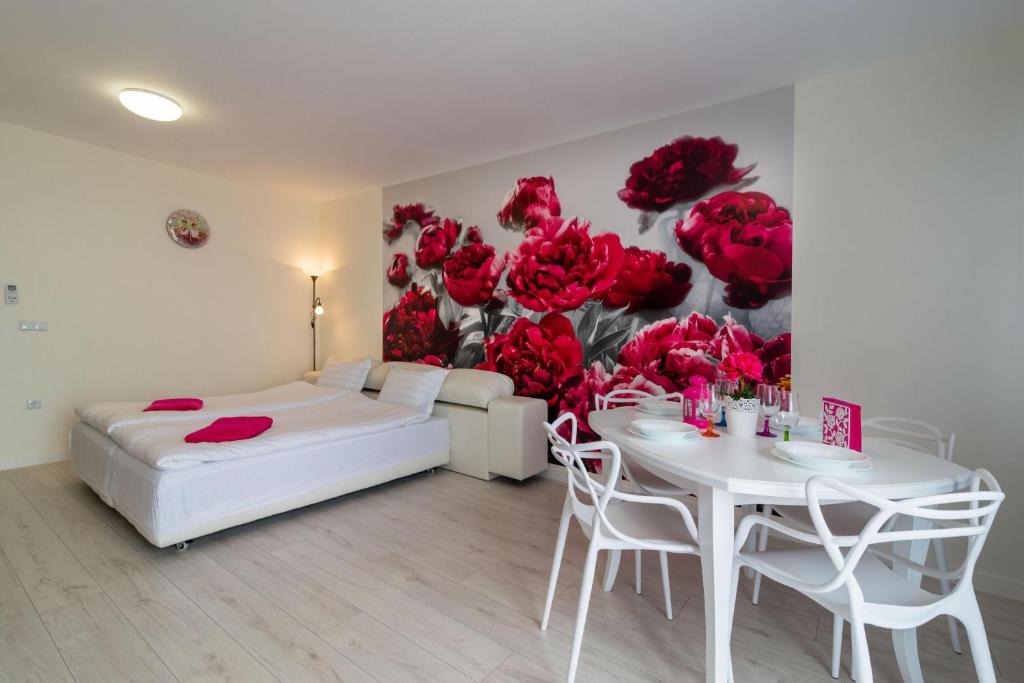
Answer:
[318, 187, 384, 363]
[0, 122, 321, 468]
[793, 29, 1024, 596]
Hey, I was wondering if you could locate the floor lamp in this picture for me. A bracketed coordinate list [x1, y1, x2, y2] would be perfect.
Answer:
[310, 274, 324, 370]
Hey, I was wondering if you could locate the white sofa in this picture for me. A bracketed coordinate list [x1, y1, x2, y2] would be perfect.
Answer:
[306, 361, 548, 481]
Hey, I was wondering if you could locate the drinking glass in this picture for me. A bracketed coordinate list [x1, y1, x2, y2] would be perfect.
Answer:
[776, 391, 800, 441]
[756, 384, 780, 437]
[698, 384, 721, 438]
[715, 378, 735, 426]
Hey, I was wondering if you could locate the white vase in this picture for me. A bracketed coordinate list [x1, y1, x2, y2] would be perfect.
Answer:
[726, 398, 761, 439]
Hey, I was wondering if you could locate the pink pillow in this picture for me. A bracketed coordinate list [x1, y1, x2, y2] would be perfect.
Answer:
[185, 416, 273, 443]
[144, 398, 204, 412]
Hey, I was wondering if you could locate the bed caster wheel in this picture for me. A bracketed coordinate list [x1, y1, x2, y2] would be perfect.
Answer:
[426, 468, 435, 475]
[175, 540, 192, 551]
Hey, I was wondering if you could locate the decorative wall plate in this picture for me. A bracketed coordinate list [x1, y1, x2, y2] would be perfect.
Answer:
[166, 209, 210, 248]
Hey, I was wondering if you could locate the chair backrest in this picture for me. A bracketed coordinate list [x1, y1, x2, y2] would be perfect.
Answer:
[862, 416, 955, 462]
[594, 389, 683, 411]
[544, 415, 619, 519]
[802, 471, 1003, 598]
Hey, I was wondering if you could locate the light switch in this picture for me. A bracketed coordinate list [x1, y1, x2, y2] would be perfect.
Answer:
[5, 283, 17, 304]
[18, 320, 47, 331]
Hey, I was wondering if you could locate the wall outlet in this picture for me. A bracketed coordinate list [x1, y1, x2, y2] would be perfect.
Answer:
[25, 399, 42, 410]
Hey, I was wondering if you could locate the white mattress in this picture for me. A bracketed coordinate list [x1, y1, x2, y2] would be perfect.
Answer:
[70, 417, 449, 546]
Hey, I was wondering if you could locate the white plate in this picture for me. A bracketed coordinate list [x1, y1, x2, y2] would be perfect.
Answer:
[636, 400, 682, 416]
[772, 448, 871, 471]
[774, 440, 869, 464]
[628, 419, 699, 443]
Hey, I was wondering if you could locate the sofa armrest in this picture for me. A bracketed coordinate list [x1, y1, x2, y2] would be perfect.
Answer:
[486, 396, 548, 480]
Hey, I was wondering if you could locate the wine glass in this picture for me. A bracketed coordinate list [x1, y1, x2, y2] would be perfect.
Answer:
[715, 378, 736, 426]
[698, 383, 721, 438]
[775, 391, 800, 442]
[756, 384, 780, 437]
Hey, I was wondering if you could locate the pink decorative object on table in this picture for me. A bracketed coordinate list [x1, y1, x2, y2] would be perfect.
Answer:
[822, 397, 862, 451]
[144, 398, 204, 412]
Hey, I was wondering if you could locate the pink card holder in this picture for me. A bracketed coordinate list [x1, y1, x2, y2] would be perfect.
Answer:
[822, 397, 862, 451]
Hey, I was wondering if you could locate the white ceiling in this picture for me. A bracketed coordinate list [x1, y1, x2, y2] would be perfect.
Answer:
[2, 1, 1021, 201]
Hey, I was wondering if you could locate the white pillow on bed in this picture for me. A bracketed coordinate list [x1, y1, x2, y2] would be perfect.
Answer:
[377, 365, 448, 416]
[318, 358, 372, 392]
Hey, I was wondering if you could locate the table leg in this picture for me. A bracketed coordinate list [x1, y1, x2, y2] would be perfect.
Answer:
[891, 516, 927, 683]
[699, 485, 735, 683]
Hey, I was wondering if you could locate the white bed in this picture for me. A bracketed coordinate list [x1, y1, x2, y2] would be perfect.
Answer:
[71, 417, 449, 547]
[70, 362, 548, 548]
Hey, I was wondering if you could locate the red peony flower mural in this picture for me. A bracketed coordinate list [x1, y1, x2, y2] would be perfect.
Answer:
[386, 253, 412, 287]
[759, 332, 791, 385]
[384, 203, 440, 244]
[381, 122, 792, 456]
[415, 217, 462, 269]
[618, 136, 755, 212]
[675, 191, 793, 309]
[506, 216, 624, 313]
[477, 313, 582, 405]
[442, 243, 507, 307]
[617, 318, 718, 393]
[708, 314, 765, 359]
[601, 246, 692, 313]
[382, 284, 460, 365]
[497, 176, 561, 231]
[465, 226, 484, 244]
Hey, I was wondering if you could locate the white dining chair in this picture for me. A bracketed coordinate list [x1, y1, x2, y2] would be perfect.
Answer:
[541, 416, 701, 683]
[732, 471, 1003, 683]
[750, 417, 962, 676]
[594, 390, 698, 593]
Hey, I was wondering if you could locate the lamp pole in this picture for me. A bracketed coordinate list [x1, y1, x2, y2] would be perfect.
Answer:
[311, 275, 318, 371]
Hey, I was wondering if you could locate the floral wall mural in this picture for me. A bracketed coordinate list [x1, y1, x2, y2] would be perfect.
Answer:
[381, 87, 794, 443]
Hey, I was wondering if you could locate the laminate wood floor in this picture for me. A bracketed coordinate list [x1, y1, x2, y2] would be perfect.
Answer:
[0, 461, 1019, 682]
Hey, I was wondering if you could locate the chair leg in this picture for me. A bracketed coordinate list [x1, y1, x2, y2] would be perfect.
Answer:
[602, 549, 621, 592]
[541, 506, 571, 631]
[850, 616, 872, 683]
[933, 540, 962, 653]
[750, 519, 770, 605]
[893, 629, 923, 683]
[658, 551, 672, 620]
[829, 614, 843, 679]
[960, 596, 998, 683]
[567, 536, 601, 683]
[741, 504, 756, 579]
[634, 549, 642, 594]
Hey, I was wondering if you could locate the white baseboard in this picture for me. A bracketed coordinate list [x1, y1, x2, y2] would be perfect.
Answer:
[0, 450, 67, 472]
[975, 571, 1024, 601]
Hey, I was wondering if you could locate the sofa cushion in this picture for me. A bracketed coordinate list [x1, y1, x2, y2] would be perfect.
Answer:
[365, 361, 513, 409]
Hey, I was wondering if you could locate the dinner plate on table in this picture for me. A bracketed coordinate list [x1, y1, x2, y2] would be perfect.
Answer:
[627, 419, 699, 444]
[636, 399, 682, 417]
[771, 441, 871, 471]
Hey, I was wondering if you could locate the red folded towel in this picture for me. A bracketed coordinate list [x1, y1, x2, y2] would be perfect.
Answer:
[144, 398, 204, 412]
[185, 416, 273, 443]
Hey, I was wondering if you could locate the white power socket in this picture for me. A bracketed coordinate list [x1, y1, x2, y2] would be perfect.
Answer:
[25, 399, 42, 410]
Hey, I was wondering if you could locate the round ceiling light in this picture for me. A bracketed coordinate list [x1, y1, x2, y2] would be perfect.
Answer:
[118, 88, 182, 122]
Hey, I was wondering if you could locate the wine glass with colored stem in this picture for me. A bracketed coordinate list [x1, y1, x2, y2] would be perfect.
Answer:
[756, 384, 780, 437]
[715, 378, 735, 426]
[776, 391, 800, 442]
[698, 384, 721, 438]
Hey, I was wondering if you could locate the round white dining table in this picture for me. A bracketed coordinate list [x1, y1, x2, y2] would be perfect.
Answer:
[588, 407, 974, 683]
